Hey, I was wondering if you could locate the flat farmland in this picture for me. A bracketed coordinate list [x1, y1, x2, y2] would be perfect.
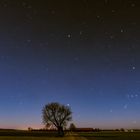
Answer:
[0, 130, 76, 140]
[0, 137, 72, 140]
[0, 130, 140, 140]
[77, 131, 140, 140]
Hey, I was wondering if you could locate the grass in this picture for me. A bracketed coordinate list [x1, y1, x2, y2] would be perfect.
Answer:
[0, 137, 76, 140]
[0, 130, 73, 140]
[0, 130, 140, 140]
[0, 130, 57, 137]
[77, 131, 140, 140]
[0, 137, 58, 140]
[0, 136, 74, 140]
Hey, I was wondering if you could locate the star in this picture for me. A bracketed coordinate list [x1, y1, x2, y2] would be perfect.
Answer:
[46, 67, 49, 72]
[110, 35, 115, 39]
[19, 101, 23, 105]
[127, 94, 130, 98]
[123, 104, 128, 109]
[74, 57, 79, 62]
[67, 104, 70, 106]
[104, 0, 108, 4]
[27, 39, 31, 43]
[22, 2, 27, 7]
[130, 95, 134, 98]
[1, 55, 5, 59]
[3, 3, 8, 8]
[135, 94, 138, 97]
[111, 10, 116, 13]
[120, 29, 124, 33]
[131, 3, 135, 7]
[22, 2, 31, 9]
[67, 34, 71, 38]
[132, 66, 136, 70]
[80, 31, 83, 35]
[96, 15, 100, 19]
[51, 10, 56, 15]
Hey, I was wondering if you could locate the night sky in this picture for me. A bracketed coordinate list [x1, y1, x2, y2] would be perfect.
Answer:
[0, 0, 140, 129]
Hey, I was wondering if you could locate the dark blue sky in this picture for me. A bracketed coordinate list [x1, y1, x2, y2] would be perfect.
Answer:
[0, 0, 140, 129]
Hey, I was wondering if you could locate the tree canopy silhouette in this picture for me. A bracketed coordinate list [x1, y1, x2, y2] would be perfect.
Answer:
[42, 102, 72, 136]
[69, 123, 76, 131]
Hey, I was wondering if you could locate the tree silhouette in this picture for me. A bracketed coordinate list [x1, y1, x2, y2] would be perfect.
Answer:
[42, 102, 72, 136]
[69, 123, 76, 131]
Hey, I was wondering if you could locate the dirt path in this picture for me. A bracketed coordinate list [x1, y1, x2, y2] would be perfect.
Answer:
[65, 132, 87, 140]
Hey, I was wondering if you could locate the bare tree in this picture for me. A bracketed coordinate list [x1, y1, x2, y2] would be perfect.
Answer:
[42, 102, 72, 136]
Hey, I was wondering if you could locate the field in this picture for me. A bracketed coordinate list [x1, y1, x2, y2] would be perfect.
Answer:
[0, 130, 140, 140]
[0, 130, 73, 140]
[77, 131, 140, 140]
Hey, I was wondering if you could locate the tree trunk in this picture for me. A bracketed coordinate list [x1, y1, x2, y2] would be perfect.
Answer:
[57, 126, 64, 136]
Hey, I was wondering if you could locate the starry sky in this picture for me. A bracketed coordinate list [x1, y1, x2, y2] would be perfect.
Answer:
[0, 0, 140, 129]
